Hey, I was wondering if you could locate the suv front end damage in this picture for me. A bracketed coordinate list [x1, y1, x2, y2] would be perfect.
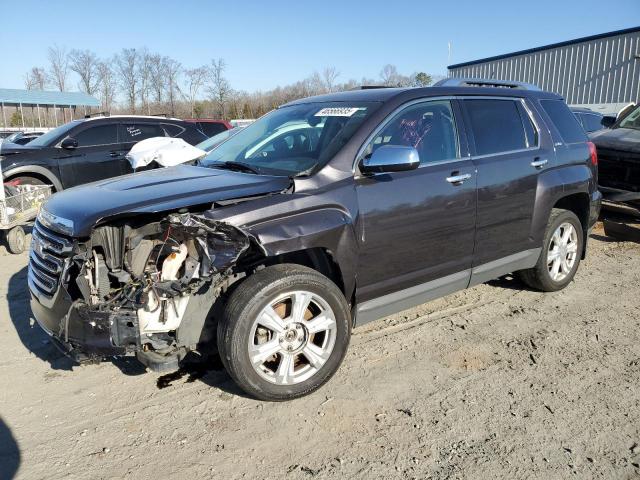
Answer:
[29, 211, 255, 370]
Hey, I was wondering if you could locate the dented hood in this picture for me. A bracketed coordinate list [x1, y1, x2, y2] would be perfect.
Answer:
[42, 165, 291, 237]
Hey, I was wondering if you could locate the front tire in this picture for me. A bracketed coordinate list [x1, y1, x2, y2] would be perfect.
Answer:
[519, 208, 584, 292]
[217, 264, 351, 401]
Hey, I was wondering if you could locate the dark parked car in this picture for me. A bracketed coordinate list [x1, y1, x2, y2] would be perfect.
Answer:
[591, 102, 640, 208]
[184, 118, 232, 137]
[571, 107, 610, 133]
[0, 115, 207, 190]
[29, 79, 600, 401]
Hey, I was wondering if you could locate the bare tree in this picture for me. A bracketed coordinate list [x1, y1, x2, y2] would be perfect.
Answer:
[69, 49, 101, 95]
[380, 64, 399, 86]
[47, 45, 69, 91]
[24, 67, 47, 90]
[97, 61, 116, 112]
[164, 57, 182, 116]
[184, 66, 209, 117]
[137, 49, 153, 114]
[208, 58, 231, 119]
[149, 53, 166, 105]
[115, 48, 138, 113]
[322, 66, 340, 93]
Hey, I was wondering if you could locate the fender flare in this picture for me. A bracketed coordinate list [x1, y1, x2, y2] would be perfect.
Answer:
[2, 165, 63, 191]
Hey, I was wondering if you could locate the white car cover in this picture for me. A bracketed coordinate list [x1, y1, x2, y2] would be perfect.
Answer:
[126, 137, 206, 170]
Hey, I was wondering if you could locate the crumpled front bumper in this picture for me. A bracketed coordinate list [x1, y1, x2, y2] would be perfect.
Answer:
[29, 280, 134, 362]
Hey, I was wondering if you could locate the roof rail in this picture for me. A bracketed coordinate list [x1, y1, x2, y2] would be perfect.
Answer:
[356, 85, 393, 90]
[84, 111, 110, 118]
[433, 78, 541, 91]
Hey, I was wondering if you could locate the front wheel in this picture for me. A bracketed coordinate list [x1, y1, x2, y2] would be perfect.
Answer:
[217, 264, 351, 401]
[519, 208, 584, 292]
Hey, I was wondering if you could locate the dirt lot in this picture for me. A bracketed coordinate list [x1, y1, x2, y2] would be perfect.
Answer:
[1, 224, 639, 480]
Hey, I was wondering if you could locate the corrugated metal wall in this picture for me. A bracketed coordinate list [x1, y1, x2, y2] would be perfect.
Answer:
[448, 30, 640, 105]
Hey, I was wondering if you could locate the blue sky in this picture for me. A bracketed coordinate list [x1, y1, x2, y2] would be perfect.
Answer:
[0, 0, 638, 93]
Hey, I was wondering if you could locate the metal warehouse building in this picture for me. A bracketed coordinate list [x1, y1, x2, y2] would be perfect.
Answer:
[448, 26, 640, 114]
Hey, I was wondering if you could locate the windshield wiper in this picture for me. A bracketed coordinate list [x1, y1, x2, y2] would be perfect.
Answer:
[209, 161, 261, 175]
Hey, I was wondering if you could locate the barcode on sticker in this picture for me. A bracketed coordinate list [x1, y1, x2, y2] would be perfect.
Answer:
[315, 107, 361, 117]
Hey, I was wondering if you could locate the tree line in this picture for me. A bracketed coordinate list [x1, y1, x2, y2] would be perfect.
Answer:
[22, 45, 439, 121]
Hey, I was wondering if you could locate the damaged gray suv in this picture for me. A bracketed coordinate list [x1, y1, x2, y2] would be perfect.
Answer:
[29, 79, 601, 401]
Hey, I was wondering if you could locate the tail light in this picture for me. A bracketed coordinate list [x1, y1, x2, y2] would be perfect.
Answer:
[587, 141, 598, 166]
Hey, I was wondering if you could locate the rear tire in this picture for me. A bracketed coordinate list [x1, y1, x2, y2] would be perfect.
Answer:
[217, 264, 351, 401]
[518, 208, 583, 292]
[6, 226, 26, 254]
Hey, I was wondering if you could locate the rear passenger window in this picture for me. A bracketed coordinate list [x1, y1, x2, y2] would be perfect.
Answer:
[119, 123, 165, 143]
[540, 100, 587, 144]
[465, 99, 527, 155]
[161, 123, 186, 137]
[364, 100, 460, 165]
[74, 124, 118, 147]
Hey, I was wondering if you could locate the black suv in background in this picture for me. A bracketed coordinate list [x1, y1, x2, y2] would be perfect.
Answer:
[29, 79, 601, 401]
[0, 115, 207, 190]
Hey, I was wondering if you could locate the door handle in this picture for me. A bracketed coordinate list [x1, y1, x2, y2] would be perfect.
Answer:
[446, 173, 471, 185]
[531, 158, 548, 168]
[109, 151, 120, 158]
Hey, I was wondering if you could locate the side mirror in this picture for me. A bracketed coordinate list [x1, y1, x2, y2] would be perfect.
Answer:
[61, 137, 78, 149]
[360, 145, 420, 174]
[601, 116, 616, 129]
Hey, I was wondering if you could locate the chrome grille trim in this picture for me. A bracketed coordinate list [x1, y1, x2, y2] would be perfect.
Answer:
[29, 220, 74, 299]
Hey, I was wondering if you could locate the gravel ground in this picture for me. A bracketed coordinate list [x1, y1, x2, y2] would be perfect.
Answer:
[1, 223, 639, 480]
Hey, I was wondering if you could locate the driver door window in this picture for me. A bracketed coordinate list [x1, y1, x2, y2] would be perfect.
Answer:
[363, 100, 460, 165]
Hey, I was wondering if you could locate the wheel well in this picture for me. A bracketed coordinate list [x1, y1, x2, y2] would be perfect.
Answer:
[252, 248, 345, 294]
[553, 193, 590, 257]
[5, 172, 58, 192]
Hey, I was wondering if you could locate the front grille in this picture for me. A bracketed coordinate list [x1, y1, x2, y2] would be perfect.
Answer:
[28, 220, 74, 297]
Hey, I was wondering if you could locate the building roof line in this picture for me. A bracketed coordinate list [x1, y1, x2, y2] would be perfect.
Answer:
[0, 88, 100, 107]
[448, 26, 640, 69]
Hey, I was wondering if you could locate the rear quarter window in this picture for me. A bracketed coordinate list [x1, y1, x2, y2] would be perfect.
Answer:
[540, 100, 587, 144]
[464, 99, 528, 156]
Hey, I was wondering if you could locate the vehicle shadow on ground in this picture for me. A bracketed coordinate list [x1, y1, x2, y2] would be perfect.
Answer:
[7, 266, 75, 370]
[486, 273, 529, 291]
[0, 417, 20, 479]
[154, 352, 253, 399]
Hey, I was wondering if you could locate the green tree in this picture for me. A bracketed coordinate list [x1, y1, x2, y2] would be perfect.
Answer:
[10, 111, 23, 127]
[413, 72, 433, 87]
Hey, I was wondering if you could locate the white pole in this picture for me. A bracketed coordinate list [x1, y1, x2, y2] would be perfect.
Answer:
[54, 104, 58, 126]
[20, 103, 25, 128]
[37, 104, 42, 128]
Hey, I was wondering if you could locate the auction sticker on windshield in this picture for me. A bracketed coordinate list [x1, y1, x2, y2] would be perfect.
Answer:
[315, 107, 361, 117]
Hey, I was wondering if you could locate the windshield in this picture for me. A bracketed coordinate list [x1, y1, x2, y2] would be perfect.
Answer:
[617, 104, 640, 130]
[201, 102, 380, 176]
[28, 121, 81, 147]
